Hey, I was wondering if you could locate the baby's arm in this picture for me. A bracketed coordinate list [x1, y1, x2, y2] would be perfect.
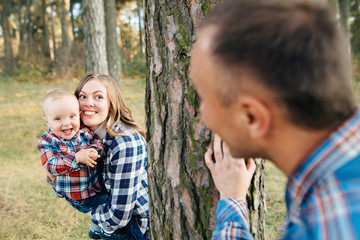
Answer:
[38, 137, 81, 176]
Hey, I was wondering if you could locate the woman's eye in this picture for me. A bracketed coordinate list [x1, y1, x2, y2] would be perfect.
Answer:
[96, 95, 103, 100]
[79, 95, 86, 99]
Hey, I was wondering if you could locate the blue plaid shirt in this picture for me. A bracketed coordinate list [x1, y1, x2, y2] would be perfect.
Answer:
[91, 123, 149, 233]
[37, 126, 103, 200]
[212, 108, 360, 239]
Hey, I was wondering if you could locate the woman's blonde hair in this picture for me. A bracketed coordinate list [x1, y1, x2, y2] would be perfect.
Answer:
[74, 73, 145, 138]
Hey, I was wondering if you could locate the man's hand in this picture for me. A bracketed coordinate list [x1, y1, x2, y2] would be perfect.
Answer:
[205, 134, 256, 201]
[75, 148, 100, 168]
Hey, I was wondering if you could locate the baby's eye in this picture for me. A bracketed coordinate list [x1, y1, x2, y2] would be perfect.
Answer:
[55, 117, 61, 121]
[70, 114, 76, 119]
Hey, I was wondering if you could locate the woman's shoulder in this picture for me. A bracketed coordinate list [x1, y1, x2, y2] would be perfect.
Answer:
[106, 123, 146, 146]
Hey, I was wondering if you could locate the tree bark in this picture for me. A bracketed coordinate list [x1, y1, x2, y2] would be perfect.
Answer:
[144, 1, 266, 239]
[104, 0, 122, 84]
[1, 0, 14, 75]
[82, 0, 108, 74]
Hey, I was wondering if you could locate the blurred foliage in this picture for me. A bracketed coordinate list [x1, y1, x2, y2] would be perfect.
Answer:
[0, 0, 145, 81]
[121, 51, 146, 78]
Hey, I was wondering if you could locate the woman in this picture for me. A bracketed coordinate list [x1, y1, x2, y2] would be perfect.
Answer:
[75, 73, 149, 240]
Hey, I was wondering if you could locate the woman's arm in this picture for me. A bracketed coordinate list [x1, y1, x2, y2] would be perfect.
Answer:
[91, 134, 148, 230]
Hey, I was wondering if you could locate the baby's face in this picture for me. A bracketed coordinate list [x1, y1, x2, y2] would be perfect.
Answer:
[44, 96, 80, 140]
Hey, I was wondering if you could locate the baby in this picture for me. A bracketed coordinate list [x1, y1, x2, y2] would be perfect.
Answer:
[37, 90, 108, 237]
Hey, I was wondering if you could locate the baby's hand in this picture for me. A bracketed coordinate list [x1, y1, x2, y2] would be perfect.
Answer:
[88, 148, 100, 160]
[75, 149, 98, 168]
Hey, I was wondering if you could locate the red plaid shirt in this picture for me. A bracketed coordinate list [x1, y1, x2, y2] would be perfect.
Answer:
[37, 126, 103, 200]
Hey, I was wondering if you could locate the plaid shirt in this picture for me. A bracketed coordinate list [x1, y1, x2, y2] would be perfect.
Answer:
[212, 108, 360, 240]
[37, 126, 103, 200]
[91, 123, 149, 233]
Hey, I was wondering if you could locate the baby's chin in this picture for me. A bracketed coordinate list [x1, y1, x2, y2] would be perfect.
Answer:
[61, 128, 78, 140]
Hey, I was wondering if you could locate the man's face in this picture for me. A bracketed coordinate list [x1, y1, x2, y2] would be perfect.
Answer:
[190, 27, 253, 158]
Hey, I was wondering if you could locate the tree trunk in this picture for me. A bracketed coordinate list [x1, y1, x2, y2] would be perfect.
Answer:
[58, 0, 72, 74]
[26, 0, 33, 58]
[18, 0, 26, 60]
[51, 2, 57, 62]
[104, 0, 122, 84]
[1, 0, 14, 75]
[248, 158, 266, 240]
[82, 0, 108, 74]
[42, 0, 51, 59]
[136, 0, 143, 53]
[70, 0, 76, 40]
[144, 1, 266, 239]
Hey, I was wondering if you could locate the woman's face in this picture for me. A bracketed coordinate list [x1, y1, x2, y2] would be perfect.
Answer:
[78, 79, 111, 131]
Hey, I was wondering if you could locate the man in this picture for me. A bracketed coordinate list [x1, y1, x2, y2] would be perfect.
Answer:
[190, 0, 360, 239]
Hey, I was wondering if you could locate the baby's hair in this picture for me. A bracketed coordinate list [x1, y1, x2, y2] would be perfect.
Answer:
[42, 90, 78, 117]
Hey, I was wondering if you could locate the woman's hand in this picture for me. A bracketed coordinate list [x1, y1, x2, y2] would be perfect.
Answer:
[205, 134, 256, 201]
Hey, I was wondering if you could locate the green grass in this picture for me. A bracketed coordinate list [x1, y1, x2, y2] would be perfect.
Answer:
[0, 77, 287, 239]
[265, 162, 287, 239]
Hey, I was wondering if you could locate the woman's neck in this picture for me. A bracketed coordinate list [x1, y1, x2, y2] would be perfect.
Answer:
[93, 122, 107, 139]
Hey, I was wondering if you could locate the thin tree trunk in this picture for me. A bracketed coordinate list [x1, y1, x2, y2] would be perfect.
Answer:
[145, 0, 266, 239]
[136, 0, 143, 53]
[82, 0, 108, 74]
[70, 0, 76, 40]
[1, 0, 14, 75]
[26, 0, 33, 58]
[51, 3, 57, 62]
[59, 0, 72, 74]
[42, 0, 51, 60]
[104, 0, 122, 84]
[18, 0, 26, 60]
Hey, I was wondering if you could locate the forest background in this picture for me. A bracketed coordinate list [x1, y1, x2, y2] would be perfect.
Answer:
[1, 0, 360, 239]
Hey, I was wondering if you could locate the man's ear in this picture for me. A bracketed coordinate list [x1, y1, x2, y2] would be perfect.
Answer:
[238, 95, 271, 139]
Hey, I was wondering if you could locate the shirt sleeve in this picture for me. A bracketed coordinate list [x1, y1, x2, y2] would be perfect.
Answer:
[212, 198, 255, 240]
[91, 135, 146, 230]
[37, 135, 80, 176]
